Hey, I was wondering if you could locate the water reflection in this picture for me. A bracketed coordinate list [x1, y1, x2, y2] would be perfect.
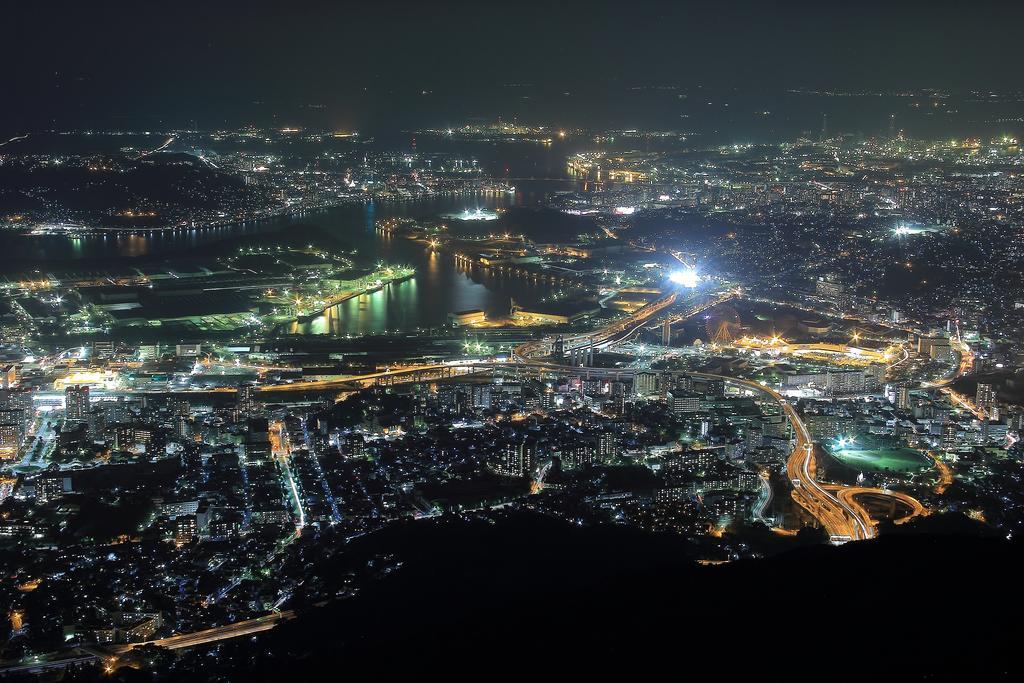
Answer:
[3, 181, 579, 336]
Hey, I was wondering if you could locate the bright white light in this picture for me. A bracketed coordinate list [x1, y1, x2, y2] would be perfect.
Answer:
[669, 268, 699, 288]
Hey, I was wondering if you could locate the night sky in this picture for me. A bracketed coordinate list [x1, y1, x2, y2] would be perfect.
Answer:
[3, 1, 1023, 135]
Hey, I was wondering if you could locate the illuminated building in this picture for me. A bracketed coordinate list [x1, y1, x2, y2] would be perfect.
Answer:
[448, 309, 486, 326]
[634, 371, 658, 396]
[35, 475, 72, 503]
[341, 433, 366, 458]
[896, 385, 911, 410]
[64, 385, 90, 424]
[245, 418, 271, 462]
[237, 383, 258, 416]
[471, 385, 492, 408]
[159, 499, 200, 518]
[0, 419, 23, 454]
[976, 383, 996, 410]
[597, 431, 618, 463]
[175, 515, 198, 544]
[0, 364, 16, 389]
[540, 387, 555, 410]
[942, 422, 959, 451]
[815, 275, 848, 310]
[561, 442, 596, 470]
[0, 388, 32, 414]
[917, 336, 953, 362]
[493, 439, 536, 478]
[173, 414, 191, 440]
[666, 390, 701, 415]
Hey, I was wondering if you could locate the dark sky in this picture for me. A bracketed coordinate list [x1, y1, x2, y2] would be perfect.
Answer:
[3, 0, 1022, 135]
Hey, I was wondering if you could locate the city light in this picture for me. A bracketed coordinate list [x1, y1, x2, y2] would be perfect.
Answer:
[3, 7, 1020, 674]
[669, 268, 699, 288]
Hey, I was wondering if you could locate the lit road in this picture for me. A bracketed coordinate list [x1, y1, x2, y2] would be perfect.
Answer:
[243, 353, 886, 539]
[108, 611, 295, 654]
[0, 133, 29, 148]
[324, 358, 900, 541]
[511, 286, 736, 361]
[750, 379, 874, 542]
[923, 450, 954, 494]
[512, 290, 680, 359]
[752, 470, 773, 524]
[0, 612, 295, 674]
[270, 420, 306, 529]
[832, 486, 926, 527]
[922, 337, 986, 419]
[233, 355, 916, 541]
[135, 135, 175, 159]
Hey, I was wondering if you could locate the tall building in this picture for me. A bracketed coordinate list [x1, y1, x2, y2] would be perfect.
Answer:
[976, 383, 996, 411]
[896, 385, 911, 410]
[237, 384, 257, 416]
[596, 431, 618, 463]
[666, 390, 701, 415]
[634, 372, 658, 396]
[0, 388, 32, 454]
[815, 275, 847, 310]
[1, 364, 17, 389]
[941, 422, 958, 451]
[562, 441, 596, 470]
[494, 439, 536, 478]
[168, 397, 191, 417]
[86, 407, 107, 440]
[175, 515, 198, 545]
[0, 416, 24, 454]
[341, 433, 367, 458]
[64, 385, 90, 424]
[471, 385, 492, 408]
[173, 414, 191, 440]
[244, 418, 271, 462]
[540, 386, 555, 411]
[0, 388, 32, 413]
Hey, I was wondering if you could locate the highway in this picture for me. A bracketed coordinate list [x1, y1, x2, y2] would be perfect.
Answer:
[922, 337, 987, 419]
[511, 289, 680, 359]
[751, 470, 774, 524]
[31, 283, 931, 539]
[219, 343, 918, 542]
[832, 486, 926, 527]
[295, 357, 892, 542]
[723, 375, 875, 542]
[108, 611, 295, 654]
[924, 450, 954, 494]
[0, 612, 295, 675]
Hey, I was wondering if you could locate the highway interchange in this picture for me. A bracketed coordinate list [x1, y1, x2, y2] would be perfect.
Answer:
[2, 284, 955, 670]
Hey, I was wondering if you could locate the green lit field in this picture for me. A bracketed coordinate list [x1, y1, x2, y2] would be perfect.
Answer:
[829, 447, 931, 473]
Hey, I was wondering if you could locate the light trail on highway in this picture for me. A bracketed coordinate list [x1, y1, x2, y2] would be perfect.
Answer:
[108, 611, 295, 654]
